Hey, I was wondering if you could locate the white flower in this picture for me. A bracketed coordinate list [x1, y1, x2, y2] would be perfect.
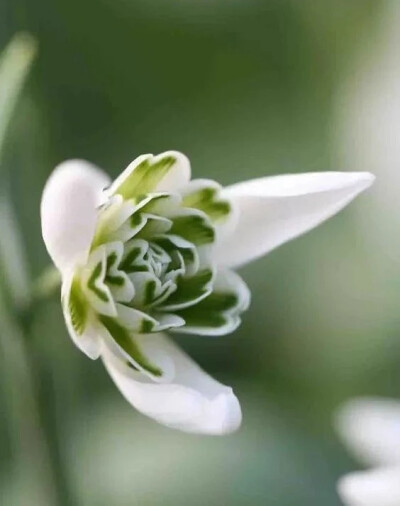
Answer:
[336, 398, 400, 506]
[41, 151, 373, 434]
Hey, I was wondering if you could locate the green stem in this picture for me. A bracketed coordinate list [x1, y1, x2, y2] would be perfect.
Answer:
[0, 289, 59, 505]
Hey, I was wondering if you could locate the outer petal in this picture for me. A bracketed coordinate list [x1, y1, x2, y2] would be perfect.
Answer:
[41, 160, 110, 273]
[336, 398, 400, 466]
[102, 333, 242, 435]
[338, 467, 400, 506]
[214, 171, 375, 268]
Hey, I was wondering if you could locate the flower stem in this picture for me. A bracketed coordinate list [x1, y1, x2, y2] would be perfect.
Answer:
[0, 288, 59, 505]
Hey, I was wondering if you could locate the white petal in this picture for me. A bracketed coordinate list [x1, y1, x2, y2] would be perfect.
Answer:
[102, 333, 242, 435]
[154, 151, 191, 193]
[214, 171, 375, 268]
[41, 160, 110, 273]
[338, 467, 400, 506]
[100, 319, 175, 383]
[336, 398, 400, 466]
[108, 151, 191, 198]
[61, 272, 102, 359]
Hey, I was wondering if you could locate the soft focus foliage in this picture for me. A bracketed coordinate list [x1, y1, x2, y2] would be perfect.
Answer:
[0, 1, 395, 505]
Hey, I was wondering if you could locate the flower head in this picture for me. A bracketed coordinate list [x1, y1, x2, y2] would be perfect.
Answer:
[41, 151, 373, 434]
[336, 398, 400, 506]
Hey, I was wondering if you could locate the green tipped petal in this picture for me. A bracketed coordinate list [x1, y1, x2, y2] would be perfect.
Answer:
[182, 179, 232, 223]
[173, 269, 250, 336]
[110, 152, 190, 200]
[114, 155, 176, 199]
[170, 210, 215, 246]
[99, 315, 162, 377]
[65, 276, 88, 336]
[81, 246, 117, 317]
[161, 268, 214, 311]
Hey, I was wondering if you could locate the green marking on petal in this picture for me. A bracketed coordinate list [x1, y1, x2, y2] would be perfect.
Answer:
[179, 248, 196, 268]
[144, 279, 157, 306]
[173, 289, 242, 335]
[105, 253, 125, 286]
[174, 304, 228, 331]
[170, 213, 215, 246]
[99, 315, 161, 377]
[183, 186, 231, 223]
[148, 280, 176, 307]
[67, 277, 88, 336]
[138, 193, 178, 215]
[141, 319, 155, 333]
[113, 155, 177, 200]
[120, 246, 144, 273]
[199, 291, 239, 312]
[137, 214, 172, 238]
[106, 275, 125, 286]
[107, 252, 118, 268]
[87, 262, 109, 303]
[130, 213, 143, 227]
[151, 236, 199, 278]
[161, 269, 213, 310]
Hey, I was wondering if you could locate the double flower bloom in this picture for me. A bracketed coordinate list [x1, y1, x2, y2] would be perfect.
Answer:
[41, 151, 373, 434]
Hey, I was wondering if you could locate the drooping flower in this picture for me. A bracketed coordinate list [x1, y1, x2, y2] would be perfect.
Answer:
[336, 397, 400, 506]
[41, 151, 374, 434]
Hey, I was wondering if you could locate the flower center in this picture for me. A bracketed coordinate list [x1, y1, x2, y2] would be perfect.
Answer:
[63, 153, 249, 378]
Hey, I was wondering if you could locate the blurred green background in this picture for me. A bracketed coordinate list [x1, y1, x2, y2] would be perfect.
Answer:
[0, 1, 398, 505]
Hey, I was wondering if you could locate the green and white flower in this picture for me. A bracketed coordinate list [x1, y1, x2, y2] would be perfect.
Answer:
[41, 151, 373, 434]
[336, 398, 400, 506]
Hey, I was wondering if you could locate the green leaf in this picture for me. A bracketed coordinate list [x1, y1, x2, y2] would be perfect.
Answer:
[99, 315, 162, 377]
[0, 34, 37, 310]
[0, 33, 37, 159]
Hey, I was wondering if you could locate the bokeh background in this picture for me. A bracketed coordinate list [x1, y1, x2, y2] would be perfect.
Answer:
[0, 1, 399, 504]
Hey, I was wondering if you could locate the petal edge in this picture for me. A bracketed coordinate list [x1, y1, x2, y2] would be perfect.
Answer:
[102, 333, 242, 435]
[41, 160, 110, 273]
[215, 171, 375, 268]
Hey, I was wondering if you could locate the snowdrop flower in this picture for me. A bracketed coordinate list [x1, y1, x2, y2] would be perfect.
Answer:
[41, 151, 373, 434]
[336, 397, 400, 506]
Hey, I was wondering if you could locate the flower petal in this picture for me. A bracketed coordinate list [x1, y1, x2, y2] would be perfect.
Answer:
[102, 333, 242, 435]
[99, 313, 172, 381]
[108, 151, 191, 200]
[336, 398, 400, 466]
[338, 467, 400, 506]
[214, 171, 375, 268]
[173, 268, 250, 336]
[61, 271, 102, 359]
[41, 160, 110, 273]
[80, 246, 117, 318]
